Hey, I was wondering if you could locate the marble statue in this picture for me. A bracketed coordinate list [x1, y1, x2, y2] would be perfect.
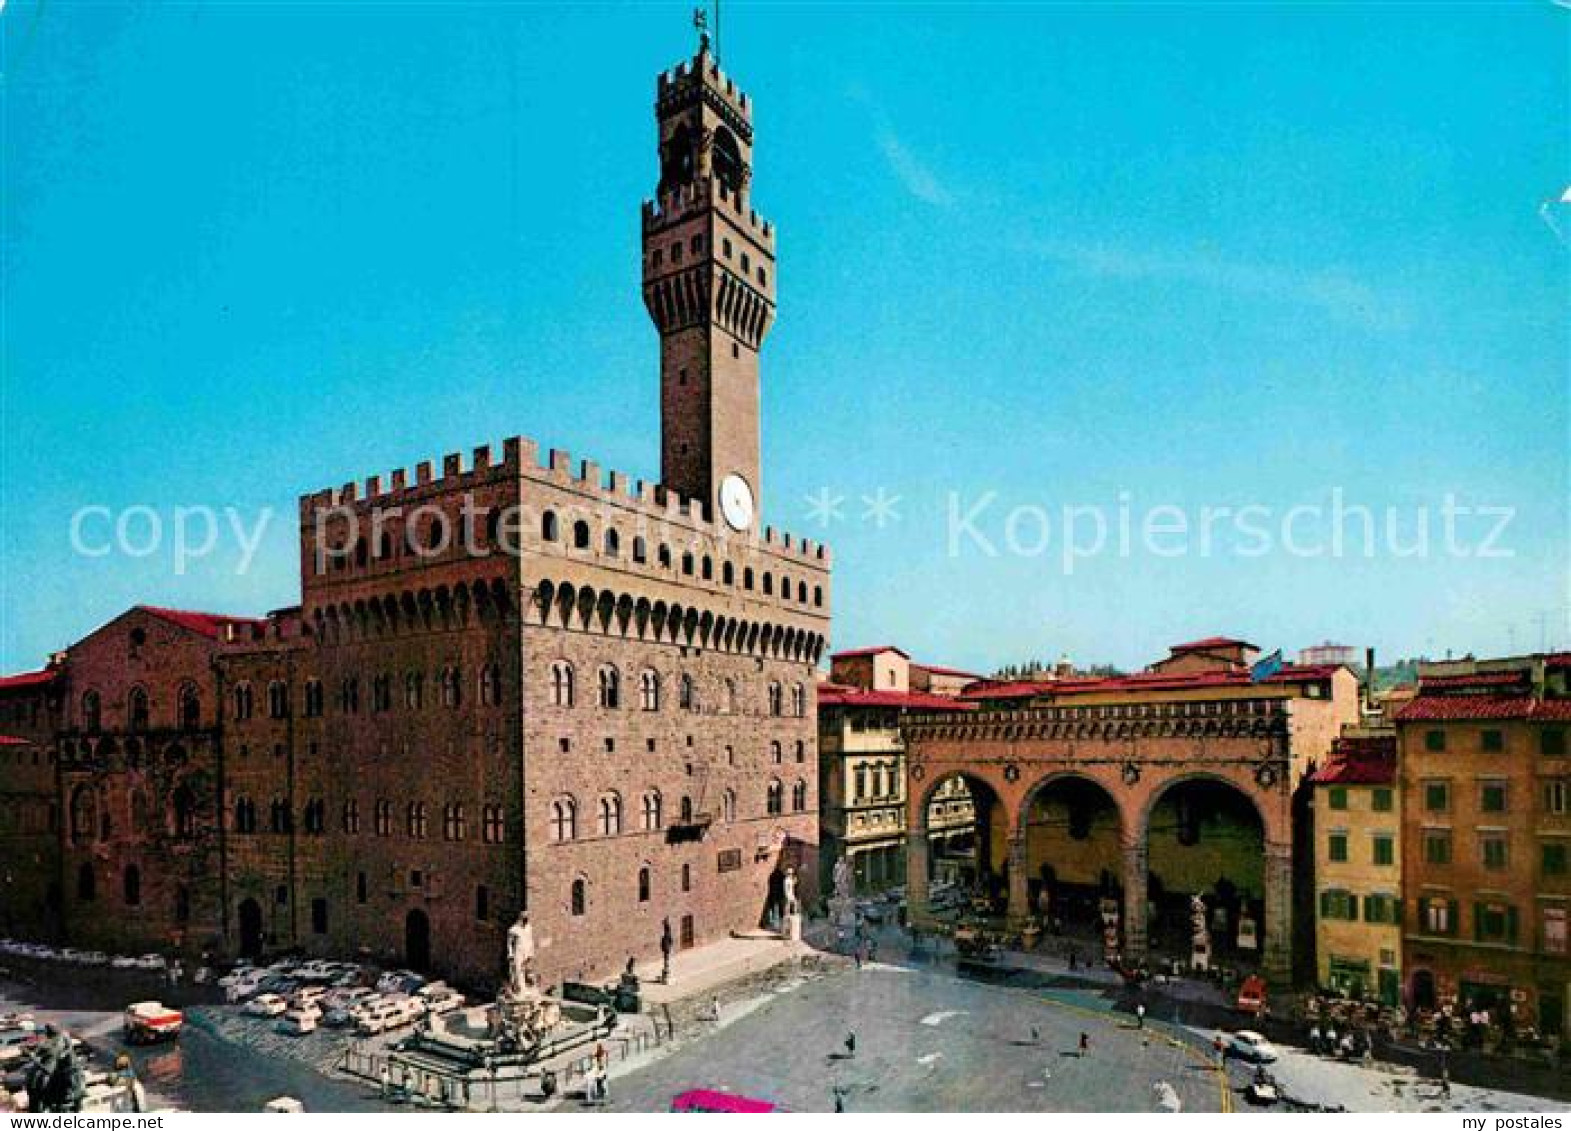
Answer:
[505, 912, 537, 998]
[782, 868, 799, 916]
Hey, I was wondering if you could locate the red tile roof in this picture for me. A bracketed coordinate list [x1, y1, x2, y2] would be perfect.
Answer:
[1545, 653, 1571, 670]
[1418, 670, 1530, 691]
[956, 680, 1058, 702]
[0, 735, 30, 747]
[916, 663, 985, 681]
[955, 663, 1342, 704]
[1172, 636, 1255, 652]
[829, 645, 910, 661]
[1312, 734, 1397, 785]
[818, 685, 976, 713]
[138, 605, 265, 639]
[0, 669, 56, 692]
[1395, 696, 1571, 721]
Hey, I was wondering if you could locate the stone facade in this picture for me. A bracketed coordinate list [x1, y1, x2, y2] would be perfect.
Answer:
[902, 645, 1360, 983]
[1396, 653, 1571, 1044]
[817, 647, 974, 897]
[0, 40, 830, 993]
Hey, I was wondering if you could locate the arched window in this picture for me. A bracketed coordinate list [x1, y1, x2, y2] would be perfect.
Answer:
[722, 561, 735, 586]
[551, 797, 577, 842]
[640, 669, 660, 711]
[541, 511, 560, 542]
[232, 683, 253, 721]
[679, 673, 698, 712]
[128, 687, 150, 731]
[304, 798, 325, 834]
[632, 536, 648, 563]
[82, 690, 101, 732]
[792, 780, 809, 812]
[407, 801, 428, 839]
[681, 863, 692, 893]
[480, 664, 502, 707]
[339, 678, 359, 714]
[573, 520, 592, 550]
[795, 739, 806, 763]
[681, 552, 695, 576]
[179, 684, 201, 730]
[768, 682, 783, 717]
[814, 586, 824, 608]
[798, 581, 808, 603]
[303, 679, 323, 717]
[638, 866, 651, 903]
[641, 791, 662, 831]
[341, 799, 360, 835]
[270, 797, 291, 834]
[791, 683, 806, 718]
[598, 793, 622, 837]
[404, 672, 424, 710]
[77, 862, 96, 902]
[598, 666, 620, 709]
[551, 661, 575, 707]
[571, 877, 587, 917]
[680, 795, 695, 824]
[722, 788, 737, 824]
[235, 797, 255, 834]
[70, 784, 95, 844]
[444, 803, 466, 841]
[743, 568, 755, 591]
[268, 681, 290, 718]
[767, 779, 784, 816]
[171, 784, 197, 839]
[440, 667, 462, 708]
[763, 572, 774, 596]
[701, 556, 713, 580]
[771, 740, 783, 764]
[371, 674, 391, 712]
[483, 804, 504, 844]
[604, 528, 621, 557]
[658, 544, 673, 569]
[712, 125, 743, 193]
[375, 799, 393, 837]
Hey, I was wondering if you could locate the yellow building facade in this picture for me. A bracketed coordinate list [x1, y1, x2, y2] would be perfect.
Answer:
[1313, 729, 1402, 1004]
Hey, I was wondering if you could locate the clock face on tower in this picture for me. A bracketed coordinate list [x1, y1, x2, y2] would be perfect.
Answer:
[720, 474, 755, 531]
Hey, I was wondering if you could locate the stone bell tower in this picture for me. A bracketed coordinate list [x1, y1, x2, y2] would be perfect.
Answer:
[641, 36, 776, 533]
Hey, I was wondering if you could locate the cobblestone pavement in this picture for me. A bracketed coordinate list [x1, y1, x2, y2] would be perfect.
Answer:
[593, 961, 1226, 1113]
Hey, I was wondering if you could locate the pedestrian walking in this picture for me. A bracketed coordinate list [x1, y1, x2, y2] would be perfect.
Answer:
[833, 1086, 846, 1112]
[1079, 1032, 1090, 1056]
[1213, 1033, 1225, 1065]
[1030, 1026, 1040, 1045]
[710, 995, 722, 1023]
[594, 1041, 608, 1073]
[1136, 1003, 1146, 1029]
[844, 1032, 857, 1058]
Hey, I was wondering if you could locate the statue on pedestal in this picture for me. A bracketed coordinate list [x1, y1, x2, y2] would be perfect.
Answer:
[496, 912, 560, 1055]
[782, 868, 799, 917]
[1189, 893, 1212, 971]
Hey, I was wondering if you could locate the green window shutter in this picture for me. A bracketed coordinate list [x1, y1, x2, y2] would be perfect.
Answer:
[1474, 902, 1484, 941]
[1507, 906, 1519, 944]
[1393, 898, 1403, 927]
[1363, 895, 1375, 921]
[1320, 892, 1331, 918]
[1447, 899, 1458, 936]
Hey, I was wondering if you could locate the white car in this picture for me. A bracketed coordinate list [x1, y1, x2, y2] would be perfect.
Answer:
[1229, 1030, 1279, 1063]
[354, 1002, 403, 1036]
[417, 985, 464, 1016]
[290, 986, 328, 1009]
[218, 965, 257, 989]
[226, 973, 269, 1003]
[276, 1008, 320, 1036]
[244, 993, 289, 1018]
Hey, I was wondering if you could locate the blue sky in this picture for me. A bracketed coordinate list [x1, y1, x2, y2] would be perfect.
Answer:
[2, 1, 1567, 675]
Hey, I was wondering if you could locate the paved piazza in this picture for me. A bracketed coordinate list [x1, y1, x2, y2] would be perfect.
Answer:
[600, 962, 1225, 1113]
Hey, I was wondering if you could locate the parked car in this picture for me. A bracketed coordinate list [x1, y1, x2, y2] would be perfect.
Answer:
[1229, 1030, 1279, 1063]
[354, 1002, 403, 1036]
[417, 984, 465, 1016]
[376, 970, 425, 996]
[290, 986, 329, 1010]
[244, 994, 289, 1018]
[225, 973, 268, 1003]
[0, 1028, 41, 1067]
[123, 1002, 183, 1045]
[323, 992, 378, 1028]
[276, 1007, 320, 1037]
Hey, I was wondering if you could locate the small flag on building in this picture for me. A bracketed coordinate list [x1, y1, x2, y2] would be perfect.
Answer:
[1250, 649, 1283, 682]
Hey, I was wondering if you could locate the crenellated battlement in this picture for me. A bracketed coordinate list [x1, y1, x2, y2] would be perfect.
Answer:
[641, 183, 775, 248]
[657, 47, 752, 133]
[298, 435, 829, 568]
